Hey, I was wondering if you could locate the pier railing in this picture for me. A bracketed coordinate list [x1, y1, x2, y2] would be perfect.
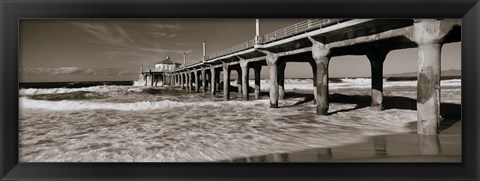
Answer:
[208, 38, 256, 59]
[261, 19, 343, 43]
[189, 19, 347, 66]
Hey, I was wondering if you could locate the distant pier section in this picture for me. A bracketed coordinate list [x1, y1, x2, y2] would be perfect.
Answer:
[140, 19, 461, 135]
[141, 56, 182, 86]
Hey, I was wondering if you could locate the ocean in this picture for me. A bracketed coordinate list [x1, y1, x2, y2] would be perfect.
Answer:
[18, 78, 462, 162]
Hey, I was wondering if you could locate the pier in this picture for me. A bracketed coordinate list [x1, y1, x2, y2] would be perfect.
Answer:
[142, 19, 461, 135]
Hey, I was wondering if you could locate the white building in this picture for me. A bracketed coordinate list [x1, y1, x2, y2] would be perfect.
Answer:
[154, 56, 180, 72]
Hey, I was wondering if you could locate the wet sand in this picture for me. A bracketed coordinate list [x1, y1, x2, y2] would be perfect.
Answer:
[228, 121, 461, 162]
[227, 86, 461, 163]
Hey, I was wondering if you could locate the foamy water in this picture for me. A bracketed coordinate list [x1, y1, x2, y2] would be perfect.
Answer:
[18, 78, 461, 162]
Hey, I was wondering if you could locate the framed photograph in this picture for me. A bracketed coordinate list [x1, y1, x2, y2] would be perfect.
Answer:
[1, 0, 479, 180]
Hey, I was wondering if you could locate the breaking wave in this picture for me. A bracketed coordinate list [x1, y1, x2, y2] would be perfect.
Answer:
[19, 85, 145, 96]
[19, 97, 269, 111]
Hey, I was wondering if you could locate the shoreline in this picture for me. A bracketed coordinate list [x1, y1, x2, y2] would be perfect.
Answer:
[226, 119, 461, 163]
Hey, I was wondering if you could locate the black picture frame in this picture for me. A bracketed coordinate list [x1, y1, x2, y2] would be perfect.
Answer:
[1, 0, 479, 180]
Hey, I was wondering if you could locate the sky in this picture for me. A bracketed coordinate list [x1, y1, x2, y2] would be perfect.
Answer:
[19, 19, 461, 82]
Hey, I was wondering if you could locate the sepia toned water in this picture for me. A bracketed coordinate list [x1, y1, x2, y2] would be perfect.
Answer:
[18, 78, 461, 162]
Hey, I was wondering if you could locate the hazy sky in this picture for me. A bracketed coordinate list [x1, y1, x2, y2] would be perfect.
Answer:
[19, 19, 461, 82]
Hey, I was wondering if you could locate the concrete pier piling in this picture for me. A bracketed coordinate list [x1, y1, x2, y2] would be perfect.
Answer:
[215, 70, 221, 92]
[223, 63, 230, 100]
[181, 73, 185, 89]
[143, 74, 148, 86]
[265, 52, 279, 108]
[175, 74, 178, 86]
[366, 48, 389, 111]
[240, 60, 249, 100]
[408, 19, 450, 135]
[194, 70, 199, 92]
[278, 61, 286, 100]
[185, 73, 188, 89]
[210, 66, 216, 96]
[202, 68, 207, 93]
[416, 42, 442, 135]
[150, 75, 154, 86]
[253, 66, 262, 99]
[187, 72, 191, 91]
[309, 61, 317, 105]
[309, 37, 331, 115]
[237, 69, 242, 95]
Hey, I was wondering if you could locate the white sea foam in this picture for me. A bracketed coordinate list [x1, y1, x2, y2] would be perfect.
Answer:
[19, 86, 145, 96]
[20, 78, 461, 99]
[255, 78, 461, 91]
[20, 97, 270, 111]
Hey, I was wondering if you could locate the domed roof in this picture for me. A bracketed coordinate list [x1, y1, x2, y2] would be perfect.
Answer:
[156, 56, 175, 65]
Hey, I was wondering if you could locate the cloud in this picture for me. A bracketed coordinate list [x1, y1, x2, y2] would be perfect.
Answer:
[71, 21, 188, 59]
[175, 42, 195, 46]
[21, 67, 136, 76]
[72, 22, 135, 47]
[150, 23, 181, 30]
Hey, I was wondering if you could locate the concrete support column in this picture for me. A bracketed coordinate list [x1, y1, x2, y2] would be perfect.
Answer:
[190, 72, 194, 91]
[174, 74, 177, 86]
[240, 60, 249, 100]
[194, 70, 199, 92]
[416, 43, 442, 134]
[309, 37, 331, 115]
[264, 52, 280, 108]
[237, 69, 242, 95]
[409, 19, 448, 135]
[161, 75, 165, 86]
[210, 66, 216, 96]
[184, 73, 187, 89]
[205, 72, 210, 91]
[187, 72, 191, 91]
[309, 61, 317, 105]
[150, 75, 154, 86]
[201, 68, 207, 93]
[223, 63, 231, 100]
[278, 61, 286, 100]
[253, 66, 262, 99]
[215, 69, 221, 92]
[143, 75, 147, 86]
[167, 75, 170, 86]
[180, 73, 184, 89]
[166, 75, 169, 85]
[366, 49, 389, 111]
[185, 73, 188, 89]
